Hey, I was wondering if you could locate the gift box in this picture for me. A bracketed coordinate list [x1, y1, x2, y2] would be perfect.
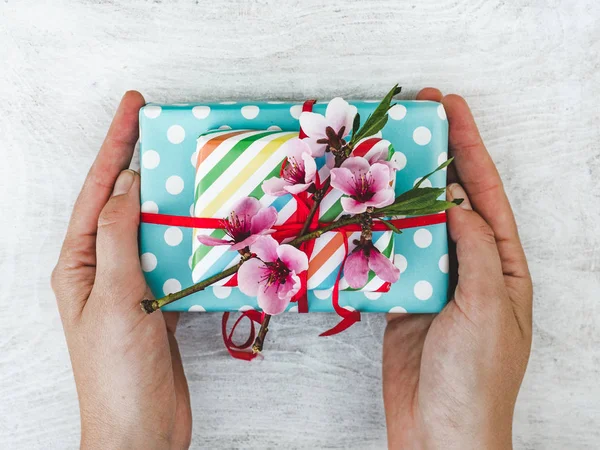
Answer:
[190, 129, 395, 291]
[139, 100, 450, 313]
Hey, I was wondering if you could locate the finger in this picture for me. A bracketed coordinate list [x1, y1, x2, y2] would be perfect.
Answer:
[446, 183, 508, 316]
[95, 170, 143, 292]
[442, 95, 530, 287]
[63, 91, 145, 255]
[415, 88, 459, 183]
[416, 87, 443, 102]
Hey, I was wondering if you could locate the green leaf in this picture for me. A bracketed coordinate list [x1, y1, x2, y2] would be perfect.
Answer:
[351, 84, 401, 144]
[378, 218, 402, 234]
[386, 199, 462, 217]
[352, 112, 360, 136]
[414, 157, 454, 188]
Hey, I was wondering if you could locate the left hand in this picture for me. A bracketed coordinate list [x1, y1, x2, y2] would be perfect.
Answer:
[51, 92, 192, 450]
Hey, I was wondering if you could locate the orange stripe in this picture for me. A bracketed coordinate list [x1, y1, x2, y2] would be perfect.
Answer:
[196, 130, 250, 169]
[307, 232, 351, 279]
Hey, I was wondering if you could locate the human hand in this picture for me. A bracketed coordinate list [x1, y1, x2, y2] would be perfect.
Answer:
[383, 89, 532, 449]
[51, 92, 192, 450]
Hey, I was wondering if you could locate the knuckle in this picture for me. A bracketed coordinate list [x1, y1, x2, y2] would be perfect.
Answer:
[477, 221, 496, 245]
[97, 200, 126, 229]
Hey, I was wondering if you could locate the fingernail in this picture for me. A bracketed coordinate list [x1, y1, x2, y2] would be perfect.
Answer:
[448, 183, 472, 210]
[112, 170, 135, 196]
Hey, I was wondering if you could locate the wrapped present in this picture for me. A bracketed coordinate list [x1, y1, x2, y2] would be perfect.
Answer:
[190, 129, 394, 291]
[139, 100, 449, 314]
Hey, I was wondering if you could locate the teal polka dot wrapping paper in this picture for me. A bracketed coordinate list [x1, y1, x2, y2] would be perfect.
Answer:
[139, 100, 450, 314]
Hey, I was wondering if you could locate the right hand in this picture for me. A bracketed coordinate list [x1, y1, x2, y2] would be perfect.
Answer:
[383, 89, 533, 449]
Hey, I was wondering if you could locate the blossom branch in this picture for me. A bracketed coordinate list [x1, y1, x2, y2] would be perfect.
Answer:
[141, 254, 252, 313]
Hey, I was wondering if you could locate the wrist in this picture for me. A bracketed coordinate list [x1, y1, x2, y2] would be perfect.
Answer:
[80, 416, 172, 450]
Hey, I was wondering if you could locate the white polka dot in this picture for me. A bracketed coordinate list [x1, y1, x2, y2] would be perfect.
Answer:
[391, 152, 407, 170]
[413, 126, 432, 145]
[414, 280, 433, 300]
[218, 125, 232, 130]
[188, 305, 206, 312]
[290, 105, 302, 119]
[166, 175, 184, 195]
[164, 227, 183, 246]
[388, 104, 407, 120]
[438, 152, 448, 168]
[388, 306, 407, 313]
[167, 125, 186, 144]
[314, 289, 332, 300]
[140, 252, 157, 272]
[373, 131, 383, 138]
[414, 178, 433, 188]
[192, 105, 211, 119]
[437, 104, 447, 120]
[188, 255, 193, 269]
[220, 101, 237, 105]
[364, 292, 382, 300]
[288, 305, 299, 312]
[394, 254, 408, 273]
[241, 105, 260, 119]
[143, 105, 161, 119]
[239, 305, 255, 312]
[267, 101, 284, 104]
[141, 201, 159, 213]
[142, 150, 160, 169]
[163, 278, 182, 295]
[190, 151, 198, 168]
[189, 203, 195, 216]
[214, 287, 232, 299]
[439, 254, 449, 273]
[414, 229, 433, 248]
[267, 125, 282, 131]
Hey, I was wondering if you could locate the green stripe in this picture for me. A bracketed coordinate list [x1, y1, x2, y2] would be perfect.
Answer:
[195, 131, 274, 201]
[320, 197, 344, 222]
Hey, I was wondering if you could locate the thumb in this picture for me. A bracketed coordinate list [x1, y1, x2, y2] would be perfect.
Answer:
[96, 169, 143, 286]
[446, 183, 508, 312]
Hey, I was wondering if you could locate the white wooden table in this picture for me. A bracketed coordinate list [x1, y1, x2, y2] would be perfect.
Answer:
[1, 1, 599, 448]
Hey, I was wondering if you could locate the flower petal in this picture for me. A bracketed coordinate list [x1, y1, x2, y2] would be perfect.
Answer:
[341, 197, 368, 214]
[368, 247, 400, 283]
[232, 196, 261, 217]
[342, 104, 358, 138]
[237, 259, 264, 296]
[341, 156, 371, 174]
[302, 152, 317, 184]
[325, 97, 352, 134]
[278, 273, 301, 300]
[367, 188, 395, 209]
[303, 137, 327, 157]
[230, 235, 260, 251]
[277, 244, 309, 273]
[262, 177, 289, 196]
[361, 139, 390, 163]
[330, 168, 357, 196]
[197, 235, 232, 246]
[257, 283, 290, 315]
[369, 163, 393, 191]
[299, 112, 328, 139]
[284, 137, 312, 161]
[250, 235, 279, 262]
[344, 249, 370, 289]
[284, 183, 312, 194]
[250, 206, 278, 234]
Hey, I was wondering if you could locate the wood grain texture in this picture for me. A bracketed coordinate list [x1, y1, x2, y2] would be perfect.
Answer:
[1, 0, 599, 448]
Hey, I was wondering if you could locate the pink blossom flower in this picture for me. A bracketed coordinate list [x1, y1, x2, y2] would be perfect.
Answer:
[262, 138, 317, 196]
[330, 157, 395, 214]
[299, 97, 357, 157]
[344, 243, 400, 289]
[197, 197, 277, 251]
[353, 138, 399, 178]
[237, 236, 309, 315]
